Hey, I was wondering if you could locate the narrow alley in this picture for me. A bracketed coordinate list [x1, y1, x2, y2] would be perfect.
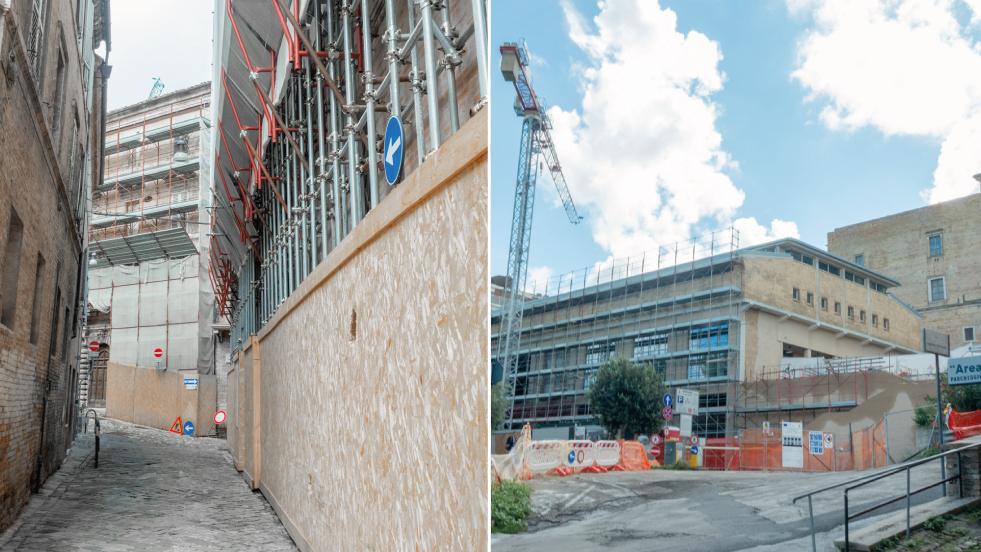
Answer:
[0, 416, 296, 551]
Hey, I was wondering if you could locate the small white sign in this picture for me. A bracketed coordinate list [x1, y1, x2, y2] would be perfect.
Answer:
[781, 421, 803, 468]
[948, 356, 981, 386]
[679, 414, 693, 438]
[676, 389, 700, 416]
[183, 377, 199, 390]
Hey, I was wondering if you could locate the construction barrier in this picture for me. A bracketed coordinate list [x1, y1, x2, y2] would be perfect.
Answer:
[594, 441, 621, 467]
[949, 409, 981, 440]
[563, 440, 596, 471]
[615, 440, 651, 471]
[527, 441, 565, 474]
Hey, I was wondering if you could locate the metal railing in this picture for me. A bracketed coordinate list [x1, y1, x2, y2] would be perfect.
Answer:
[83, 409, 102, 469]
[792, 440, 981, 551]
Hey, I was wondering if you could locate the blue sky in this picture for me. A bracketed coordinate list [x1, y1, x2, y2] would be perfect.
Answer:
[491, 0, 981, 286]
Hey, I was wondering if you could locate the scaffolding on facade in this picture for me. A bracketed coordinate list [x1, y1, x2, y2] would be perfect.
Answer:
[215, 0, 489, 349]
[492, 228, 743, 437]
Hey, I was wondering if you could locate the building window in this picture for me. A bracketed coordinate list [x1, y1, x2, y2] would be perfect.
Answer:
[51, 44, 66, 143]
[688, 351, 728, 380]
[860, 310, 866, 323]
[834, 301, 841, 315]
[26, 0, 47, 83]
[806, 291, 814, 306]
[929, 233, 943, 257]
[966, 327, 976, 343]
[633, 332, 669, 360]
[1, 209, 25, 329]
[689, 322, 729, 352]
[854, 254, 865, 266]
[792, 287, 800, 302]
[929, 277, 946, 302]
[884, 318, 890, 331]
[847, 306, 854, 320]
[872, 314, 878, 327]
[28, 254, 45, 344]
[820, 297, 828, 311]
[818, 261, 841, 276]
[585, 342, 616, 365]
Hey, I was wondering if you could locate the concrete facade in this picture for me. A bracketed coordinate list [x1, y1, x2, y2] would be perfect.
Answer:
[828, 192, 981, 350]
[0, 0, 109, 533]
[492, 239, 923, 438]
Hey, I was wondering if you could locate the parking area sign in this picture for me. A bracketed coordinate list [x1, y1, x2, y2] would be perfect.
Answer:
[809, 431, 823, 455]
[676, 389, 699, 416]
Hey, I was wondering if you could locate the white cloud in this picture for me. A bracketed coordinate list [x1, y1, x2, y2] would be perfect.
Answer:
[733, 217, 801, 246]
[789, 0, 981, 203]
[549, 0, 785, 261]
[525, 265, 554, 293]
[107, 1, 214, 110]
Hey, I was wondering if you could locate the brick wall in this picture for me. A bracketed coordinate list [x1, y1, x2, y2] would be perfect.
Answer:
[0, 0, 106, 532]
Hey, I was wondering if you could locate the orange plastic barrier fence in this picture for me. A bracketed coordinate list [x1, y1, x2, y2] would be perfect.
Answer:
[615, 440, 651, 471]
[949, 409, 981, 440]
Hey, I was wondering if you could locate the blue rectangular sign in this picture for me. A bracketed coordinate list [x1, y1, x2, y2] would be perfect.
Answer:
[809, 432, 823, 455]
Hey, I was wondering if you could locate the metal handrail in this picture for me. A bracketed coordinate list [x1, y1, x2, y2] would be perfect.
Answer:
[791, 440, 981, 552]
[83, 409, 101, 469]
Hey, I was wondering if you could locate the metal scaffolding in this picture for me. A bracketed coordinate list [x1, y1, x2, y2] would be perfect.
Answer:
[491, 229, 742, 437]
[214, 0, 488, 350]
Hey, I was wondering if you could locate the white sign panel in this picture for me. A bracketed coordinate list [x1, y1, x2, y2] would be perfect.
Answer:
[676, 389, 700, 416]
[923, 329, 950, 356]
[679, 414, 692, 438]
[948, 356, 981, 386]
[183, 377, 199, 390]
[781, 421, 803, 468]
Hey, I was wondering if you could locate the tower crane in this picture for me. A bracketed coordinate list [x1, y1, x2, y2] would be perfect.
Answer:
[497, 42, 583, 430]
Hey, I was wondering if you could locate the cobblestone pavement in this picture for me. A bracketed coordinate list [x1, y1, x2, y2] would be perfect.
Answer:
[0, 417, 297, 551]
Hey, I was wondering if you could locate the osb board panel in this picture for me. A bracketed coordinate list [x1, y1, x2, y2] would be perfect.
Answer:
[241, 341, 258, 486]
[226, 367, 241, 469]
[105, 361, 214, 432]
[255, 158, 488, 547]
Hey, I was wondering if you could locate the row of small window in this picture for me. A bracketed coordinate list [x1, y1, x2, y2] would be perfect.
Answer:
[788, 251, 888, 293]
[791, 288, 891, 329]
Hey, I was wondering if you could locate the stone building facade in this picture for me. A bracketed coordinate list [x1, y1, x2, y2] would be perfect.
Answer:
[492, 238, 923, 439]
[828, 193, 981, 350]
[0, 0, 110, 532]
[82, 82, 218, 433]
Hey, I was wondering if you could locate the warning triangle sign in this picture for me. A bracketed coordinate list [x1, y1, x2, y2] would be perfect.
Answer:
[169, 416, 183, 434]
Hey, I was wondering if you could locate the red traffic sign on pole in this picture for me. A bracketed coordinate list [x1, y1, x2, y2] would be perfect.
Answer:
[661, 406, 673, 420]
[690, 435, 699, 446]
[88, 341, 99, 352]
[153, 347, 164, 358]
[214, 410, 227, 425]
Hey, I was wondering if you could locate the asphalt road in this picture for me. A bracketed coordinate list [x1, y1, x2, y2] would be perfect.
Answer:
[492, 465, 946, 551]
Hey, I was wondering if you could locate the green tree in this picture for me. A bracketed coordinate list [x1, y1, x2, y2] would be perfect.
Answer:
[942, 374, 981, 411]
[491, 382, 507, 430]
[587, 357, 667, 438]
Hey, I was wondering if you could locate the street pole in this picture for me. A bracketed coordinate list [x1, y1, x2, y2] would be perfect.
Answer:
[936, 349, 946, 495]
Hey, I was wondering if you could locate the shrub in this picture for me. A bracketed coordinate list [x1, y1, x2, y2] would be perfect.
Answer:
[491, 480, 532, 533]
[923, 516, 946, 532]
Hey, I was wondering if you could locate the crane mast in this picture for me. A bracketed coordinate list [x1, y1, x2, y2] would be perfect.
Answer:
[497, 42, 582, 430]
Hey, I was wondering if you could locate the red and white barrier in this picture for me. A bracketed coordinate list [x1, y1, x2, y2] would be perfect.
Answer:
[594, 440, 621, 467]
[564, 440, 596, 470]
[527, 441, 565, 474]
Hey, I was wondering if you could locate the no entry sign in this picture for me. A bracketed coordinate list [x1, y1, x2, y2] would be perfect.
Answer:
[153, 347, 164, 358]
[88, 341, 99, 352]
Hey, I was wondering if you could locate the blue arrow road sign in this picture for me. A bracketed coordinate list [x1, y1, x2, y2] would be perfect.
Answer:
[383, 116, 404, 185]
[568, 450, 576, 464]
[690, 445, 699, 455]
[182, 420, 195, 436]
[663, 393, 673, 407]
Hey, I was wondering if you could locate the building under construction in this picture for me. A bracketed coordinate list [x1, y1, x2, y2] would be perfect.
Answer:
[212, 1, 488, 548]
[81, 82, 218, 432]
[491, 233, 925, 440]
